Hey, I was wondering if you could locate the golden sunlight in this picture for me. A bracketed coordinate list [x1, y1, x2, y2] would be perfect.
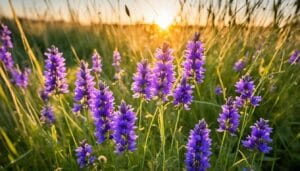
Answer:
[155, 11, 173, 30]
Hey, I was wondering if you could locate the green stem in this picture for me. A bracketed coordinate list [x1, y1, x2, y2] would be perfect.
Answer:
[216, 131, 227, 169]
[224, 135, 232, 169]
[171, 108, 182, 149]
[233, 106, 249, 163]
[142, 107, 159, 170]
[251, 152, 257, 169]
[193, 80, 201, 99]
[158, 104, 166, 171]
[137, 99, 144, 131]
[259, 153, 264, 169]
[59, 96, 77, 146]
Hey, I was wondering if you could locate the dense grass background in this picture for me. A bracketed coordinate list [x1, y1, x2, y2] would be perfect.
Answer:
[0, 1, 300, 170]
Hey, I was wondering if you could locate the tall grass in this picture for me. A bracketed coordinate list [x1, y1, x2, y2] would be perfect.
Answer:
[0, 0, 300, 170]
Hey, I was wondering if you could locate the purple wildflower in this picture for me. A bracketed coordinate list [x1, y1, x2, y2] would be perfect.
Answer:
[92, 50, 102, 74]
[250, 96, 262, 106]
[40, 104, 55, 124]
[217, 97, 240, 135]
[10, 68, 30, 88]
[215, 85, 223, 95]
[183, 32, 206, 84]
[242, 118, 272, 153]
[0, 24, 13, 49]
[75, 140, 96, 168]
[73, 61, 95, 113]
[131, 59, 152, 100]
[92, 81, 115, 144]
[235, 75, 261, 107]
[173, 77, 194, 110]
[151, 43, 175, 101]
[112, 49, 122, 80]
[0, 24, 14, 69]
[185, 119, 212, 171]
[234, 58, 246, 72]
[43, 45, 68, 95]
[112, 100, 137, 154]
[288, 50, 299, 64]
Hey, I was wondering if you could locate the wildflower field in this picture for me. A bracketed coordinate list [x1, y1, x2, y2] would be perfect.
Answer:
[0, 0, 300, 170]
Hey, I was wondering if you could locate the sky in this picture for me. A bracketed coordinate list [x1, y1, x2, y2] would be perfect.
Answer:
[0, 0, 298, 26]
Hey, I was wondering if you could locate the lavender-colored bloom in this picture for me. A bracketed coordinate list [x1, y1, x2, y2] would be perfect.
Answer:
[40, 104, 55, 124]
[235, 75, 254, 99]
[0, 46, 14, 69]
[92, 81, 115, 144]
[0, 24, 13, 49]
[10, 68, 30, 88]
[217, 97, 240, 135]
[151, 43, 175, 101]
[185, 119, 212, 171]
[0, 24, 14, 69]
[92, 50, 102, 74]
[235, 75, 261, 107]
[288, 50, 299, 64]
[234, 58, 246, 72]
[173, 77, 194, 110]
[43, 45, 68, 95]
[250, 96, 262, 106]
[242, 118, 272, 153]
[131, 59, 152, 100]
[75, 140, 96, 168]
[73, 61, 95, 113]
[215, 85, 223, 95]
[112, 100, 137, 154]
[112, 49, 122, 80]
[183, 32, 206, 84]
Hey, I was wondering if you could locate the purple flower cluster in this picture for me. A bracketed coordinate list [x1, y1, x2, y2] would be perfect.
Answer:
[10, 68, 30, 89]
[185, 119, 212, 171]
[73, 61, 95, 112]
[234, 58, 246, 72]
[217, 97, 240, 135]
[215, 85, 223, 95]
[173, 77, 194, 110]
[92, 82, 115, 144]
[92, 50, 102, 74]
[288, 50, 299, 65]
[75, 140, 96, 168]
[0, 24, 30, 88]
[40, 104, 55, 124]
[112, 49, 122, 80]
[183, 32, 206, 84]
[0, 24, 13, 48]
[235, 75, 262, 107]
[43, 45, 68, 96]
[112, 100, 137, 154]
[131, 59, 152, 100]
[151, 43, 175, 101]
[0, 24, 14, 69]
[242, 118, 272, 153]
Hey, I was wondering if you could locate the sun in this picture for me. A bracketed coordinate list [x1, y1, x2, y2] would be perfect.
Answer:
[155, 11, 173, 30]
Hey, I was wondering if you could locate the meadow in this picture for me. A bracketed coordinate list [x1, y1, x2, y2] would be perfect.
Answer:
[0, 1, 300, 170]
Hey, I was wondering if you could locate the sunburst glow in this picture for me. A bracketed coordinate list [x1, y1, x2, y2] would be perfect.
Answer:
[155, 11, 173, 30]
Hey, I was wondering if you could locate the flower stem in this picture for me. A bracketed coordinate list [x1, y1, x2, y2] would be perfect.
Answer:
[216, 131, 227, 169]
[171, 108, 182, 149]
[142, 107, 159, 170]
[233, 106, 249, 163]
[251, 152, 257, 169]
[137, 99, 144, 131]
[158, 104, 166, 171]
